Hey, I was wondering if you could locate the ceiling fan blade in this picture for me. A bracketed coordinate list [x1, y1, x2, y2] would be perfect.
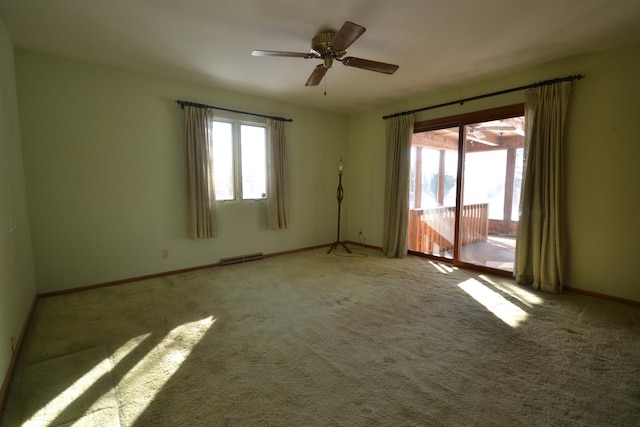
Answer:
[478, 126, 516, 131]
[467, 136, 498, 146]
[305, 64, 328, 86]
[329, 21, 366, 52]
[252, 50, 317, 58]
[341, 57, 399, 74]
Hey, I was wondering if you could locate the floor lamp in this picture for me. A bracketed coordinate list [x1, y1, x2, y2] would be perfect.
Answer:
[327, 157, 351, 254]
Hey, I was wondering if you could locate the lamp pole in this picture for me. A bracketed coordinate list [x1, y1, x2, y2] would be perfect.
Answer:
[328, 157, 351, 254]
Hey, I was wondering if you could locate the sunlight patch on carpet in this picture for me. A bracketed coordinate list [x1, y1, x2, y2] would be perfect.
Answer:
[23, 334, 150, 427]
[478, 274, 543, 307]
[458, 278, 529, 327]
[119, 316, 216, 425]
[428, 260, 458, 274]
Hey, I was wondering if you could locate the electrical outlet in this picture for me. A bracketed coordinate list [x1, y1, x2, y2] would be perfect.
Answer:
[10, 337, 17, 353]
[162, 249, 169, 259]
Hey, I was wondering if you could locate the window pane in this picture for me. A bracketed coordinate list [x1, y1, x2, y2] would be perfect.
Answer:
[408, 126, 459, 259]
[420, 148, 440, 208]
[463, 150, 507, 219]
[240, 125, 266, 200]
[459, 116, 525, 273]
[512, 148, 524, 221]
[443, 150, 458, 207]
[211, 121, 234, 201]
[409, 146, 416, 209]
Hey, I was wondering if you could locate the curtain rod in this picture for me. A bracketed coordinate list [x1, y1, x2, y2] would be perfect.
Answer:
[382, 74, 585, 120]
[175, 100, 293, 122]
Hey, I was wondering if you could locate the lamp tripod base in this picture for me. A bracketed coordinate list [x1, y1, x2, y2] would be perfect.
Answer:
[327, 241, 352, 254]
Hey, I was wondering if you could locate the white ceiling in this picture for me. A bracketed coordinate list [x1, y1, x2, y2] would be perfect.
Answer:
[2, 0, 640, 114]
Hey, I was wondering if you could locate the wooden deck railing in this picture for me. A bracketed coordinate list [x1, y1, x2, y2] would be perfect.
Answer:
[408, 203, 489, 254]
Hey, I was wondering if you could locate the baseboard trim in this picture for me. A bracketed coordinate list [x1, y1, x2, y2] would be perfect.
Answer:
[263, 243, 333, 259]
[36, 243, 639, 308]
[345, 241, 383, 251]
[38, 263, 220, 298]
[0, 295, 38, 417]
[38, 244, 335, 299]
[564, 286, 640, 307]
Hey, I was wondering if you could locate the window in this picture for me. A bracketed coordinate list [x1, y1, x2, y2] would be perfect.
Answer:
[210, 118, 267, 202]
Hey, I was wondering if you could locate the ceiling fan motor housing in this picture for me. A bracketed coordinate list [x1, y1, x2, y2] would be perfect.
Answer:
[312, 31, 346, 64]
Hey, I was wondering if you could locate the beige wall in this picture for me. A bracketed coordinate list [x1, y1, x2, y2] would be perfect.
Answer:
[9, 40, 640, 303]
[15, 50, 348, 293]
[0, 17, 36, 391]
[346, 43, 640, 302]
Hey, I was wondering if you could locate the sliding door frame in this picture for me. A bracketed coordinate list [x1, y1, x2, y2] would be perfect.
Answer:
[412, 104, 524, 276]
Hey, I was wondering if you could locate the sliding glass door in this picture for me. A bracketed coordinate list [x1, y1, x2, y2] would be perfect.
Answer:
[408, 127, 459, 260]
[458, 118, 524, 271]
[408, 106, 525, 274]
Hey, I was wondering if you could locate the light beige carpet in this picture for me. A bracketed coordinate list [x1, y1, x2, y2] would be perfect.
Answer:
[2, 247, 640, 426]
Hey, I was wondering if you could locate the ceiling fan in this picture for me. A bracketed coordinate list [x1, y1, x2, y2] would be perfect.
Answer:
[252, 21, 399, 86]
[468, 125, 516, 138]
[467, 125, 516, 146]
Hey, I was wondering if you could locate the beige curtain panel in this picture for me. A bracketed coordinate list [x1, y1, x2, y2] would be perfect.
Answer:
[184, 106, 218, 239]
[266, 119, 289, 229]
[383, 114, 415, 258]
[515, 81, 572, 293]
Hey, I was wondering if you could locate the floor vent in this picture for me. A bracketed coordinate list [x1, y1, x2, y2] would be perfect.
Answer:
[220, 252, 264, 266]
